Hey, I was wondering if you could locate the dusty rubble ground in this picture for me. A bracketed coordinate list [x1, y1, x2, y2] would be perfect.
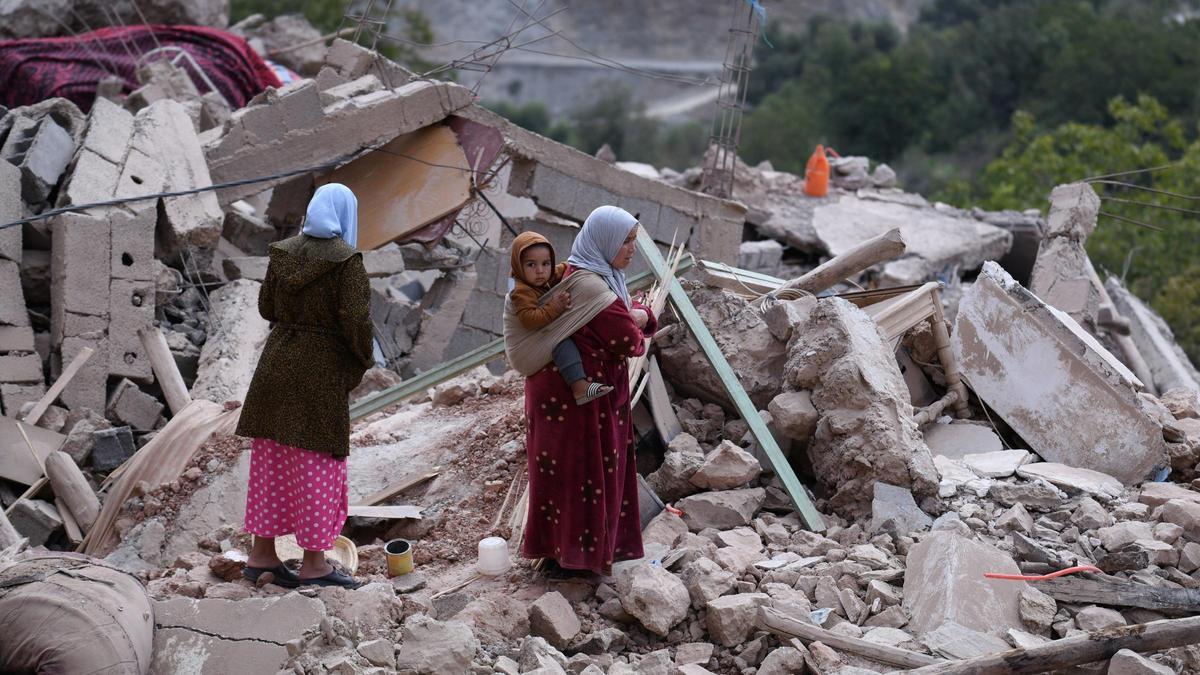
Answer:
[4, 4, 1200, 675]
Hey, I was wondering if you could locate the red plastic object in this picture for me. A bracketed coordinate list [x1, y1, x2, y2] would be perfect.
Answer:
[803, 144, 830, 197]
[983, 564, 1102, 581]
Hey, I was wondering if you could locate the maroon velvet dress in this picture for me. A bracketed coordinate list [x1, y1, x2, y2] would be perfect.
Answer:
[520, 270, 658, 575]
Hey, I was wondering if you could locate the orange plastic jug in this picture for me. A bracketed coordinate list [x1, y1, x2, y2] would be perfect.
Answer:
[804, 145, 829, 197]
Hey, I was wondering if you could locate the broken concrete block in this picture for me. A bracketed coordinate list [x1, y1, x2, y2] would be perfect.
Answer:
[1159, 499, 1200, 540]
[785, 297, 939, 513]
[1, 383, 43, 416]
[363, 243, 406, 278]
[407, 268, 476, 375]
[903, 531, 1025, 638]
[82, 98, 134, 164]
[762, 295, 815, 343]
[923, 621, 1011, 659]
[8, 498, 62, 546]
[706, 593, 770, 648]
[91, 426, 136, 472]
[922, 422, 1003, 460]
[988, 480, 1066, 510]
[58, 335, 108, 413]
[0, 259, 28, 327]
[767, 391, 817, 442]
[108, 279, 155, 381]
[528, 591, 580, 650]
[1018, 586, 1057, 634]
[1108, 649, 1174, 675]
[395, 614, 478, 674]
[11, 117, 75, 203]
[0, 353, 41, 383]
[1070, 496, 1113, 531]
[1015, 463, 1123, 500]
[152, 594, 325, 675]
[190, 280, 270, 404]
[677, 488, 765, 532]
[107, 378, 163, 431]
[962, 449, 1032, 478]
[50, 212, 110, 344]
[1107, 277, 1200, 395]
[616, 562, 690, 636]
[1161, 387, 1200, 420]
[657, 284, 784, 410]
[222, 256, 268, 282]
[1075, 605, 1126, 631]
[738, 239, 783, 276]
[1029, 183, 1102, 331]
[110, 207, 158, 282]
[1097, 521, 1154, 552]
[870, 482, 932, 538]
[682, 557, 736, 609]
[1139, 481, 1200, 508]
[996, 503, 1035, 535]
[58, 148, 121, 207]
[689, 441, 761, 490]
[222, 204, 275, 255]
[0, 160, 22, 262]
[953, 261, 1167, 484]
[356, 638, 395, 669]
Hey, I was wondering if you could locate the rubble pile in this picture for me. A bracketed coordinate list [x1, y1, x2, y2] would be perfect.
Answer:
[2, 7, 1200, 675]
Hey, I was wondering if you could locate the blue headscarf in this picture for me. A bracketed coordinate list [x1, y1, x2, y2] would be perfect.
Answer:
[567, 205, 638, 308]
[303, 183, 358, 248]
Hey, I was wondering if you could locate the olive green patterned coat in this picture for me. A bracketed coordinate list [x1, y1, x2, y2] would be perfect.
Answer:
[235, 235, 374, 458]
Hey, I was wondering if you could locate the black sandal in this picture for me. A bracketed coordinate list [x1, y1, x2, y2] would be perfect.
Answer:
[242, 564, 301, 588]
[299, 567, 361, 589]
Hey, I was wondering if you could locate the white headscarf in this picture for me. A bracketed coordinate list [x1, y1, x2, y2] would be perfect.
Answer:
[567, 205, 637, 308]
[303, 183, 359, 248]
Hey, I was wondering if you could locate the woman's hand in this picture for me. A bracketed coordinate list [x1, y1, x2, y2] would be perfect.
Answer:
[631, 308, 649, 329]
[549, 291, 572, 313]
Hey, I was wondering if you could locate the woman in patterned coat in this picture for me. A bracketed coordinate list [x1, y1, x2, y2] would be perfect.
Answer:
[234, 183, 374, 588]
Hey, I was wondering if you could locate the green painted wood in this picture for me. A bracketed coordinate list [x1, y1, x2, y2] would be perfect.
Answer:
[349, 257, 695, 422]
[636, 230, 825, 531]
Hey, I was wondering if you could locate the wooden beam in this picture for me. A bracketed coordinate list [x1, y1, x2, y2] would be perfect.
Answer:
[646, 356, 682, 444]
[758, 607, 942, 669]
[23, 346, 94, 426]
[57, 497, 84, 545]
[1032, 574, 1200, 613]
[44, 450, 100, 532]
[354, 469, 440, 507]
[904, 615, 1200, 674]
[347, 505, 423, 519]
[139, 326, 192, 415]
[349, 260, 694, 422]
[697, 259, 786, 296]
[636, 229, 825, 531]
[781, 228, 907, 295]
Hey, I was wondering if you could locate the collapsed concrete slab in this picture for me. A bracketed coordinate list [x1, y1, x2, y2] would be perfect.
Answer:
[953, 261, 1168, 484]
[784, 297, 939, 513]
[808, 195, 1012, 286]
[1107, 276, 1200, 395]
[190, 280, 270, 404]
[407, 268, 475, 375]
[903, 531, 1026, 638]
[1029, 183, 1102, 332]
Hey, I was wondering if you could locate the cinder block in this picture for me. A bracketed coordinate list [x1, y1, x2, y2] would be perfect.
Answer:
[58, 312, 108, 339]
[1, 382, 44, 417]
[0, 160, 21, 262]
[0, 353, 41, 383]
[108, 279, 154, 381]
[0, 259, 28, 327]
[91, 426, 136, 472]
[58, 148, 121, 208]
[16, 118, 75, 204]
[50, 212, 110, 336]
[0, 326, 34, 352]
[82, 98, 134, 164]
[274, 80, 325, 132]
[58, 336, 108, 413]
[8, 499, 62, 546]
[107, 378, 163, 431]
[110, 208, 157, 281]
[113, 147, 165, 204]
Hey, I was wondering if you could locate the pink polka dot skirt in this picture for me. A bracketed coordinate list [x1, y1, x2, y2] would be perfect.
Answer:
[244, 438, 348, 551]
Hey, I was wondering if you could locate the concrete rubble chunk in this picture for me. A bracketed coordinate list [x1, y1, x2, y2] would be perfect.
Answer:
[0, 160, 21, 262]
[190, 280, 270, 404]
[962, 449, 1032, 478]
[151, 594, 325, 675]
[407, 268, 476, 374]
[1075, 605, 1126, 631]
[1108, 649, 1175, 675]
[922, 621, 1012, 659]
[1158, 499, 1200, 540]
[646, 432, 705, 502]
[356, 638, 395, 669]
[785, 298, 939, 513]
[767, 390, 818, 442]
[923, 422, 1004, 460]
[689, 440, 762, 490]
[996, 503, 1035, 535]
[1071, 496, 1114, 531]
[395, 614, 478, 674]
[657, 284, 784, 410]
[677, 488, 765, 531]
[0, 260, 28, 327]
[1019, 586, 1057, 633]
[1029, 183, 1103, 332]
[903, 531, 1025, 638]
[107, 378, 163, 431]
[1098, 521, 1155, 551]
[91, 426, 136, 472]
[862, 627, 916, 648]
[953, 261, 1167, 484]
[11, 117, 75, 203]
[641, 510, 688, 549]
[1140, 482, 1200, 508]
[989, 480, 1067, 510]
[705, 593, 769, 648]
[518, 636, 568, 673]
[221, 256, 268, 282]
[616, 562, 690, 637]
[1015, 463, 1123, 500]
[681, 557, 736, 609]
[0, 353, 40, 383]
[1107, 277, 1200, 395]
[870, 482, 933, 538]
[1160, 387, 1200, 420]
[8, 498, 62, 546]
[528, 591, 581, 650]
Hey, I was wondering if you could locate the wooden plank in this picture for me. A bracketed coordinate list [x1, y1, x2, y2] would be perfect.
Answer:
[646, 356, 682, 444]
[139, 326, 192, 415]
[781, 227, 906, 294]
[347, 505, 423, 520]
[636, 229, 825, 532]
[759, 607, 942, 669]
[697, 260, 786, 296]
[353, 469, 440, 507]
[23, 346, 94, 426]
[0, 418, 64, 486]
[349, 259, 695, 423]
[1032, 575, 1200, 613]
[57, 497, 84, 545]
[860, 282, 941, 342]
[904, 615, 1200, 674]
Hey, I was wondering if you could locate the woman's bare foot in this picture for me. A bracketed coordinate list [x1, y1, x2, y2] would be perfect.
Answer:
[572, 381, 613, 405]
[246, 535, 283, 569]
